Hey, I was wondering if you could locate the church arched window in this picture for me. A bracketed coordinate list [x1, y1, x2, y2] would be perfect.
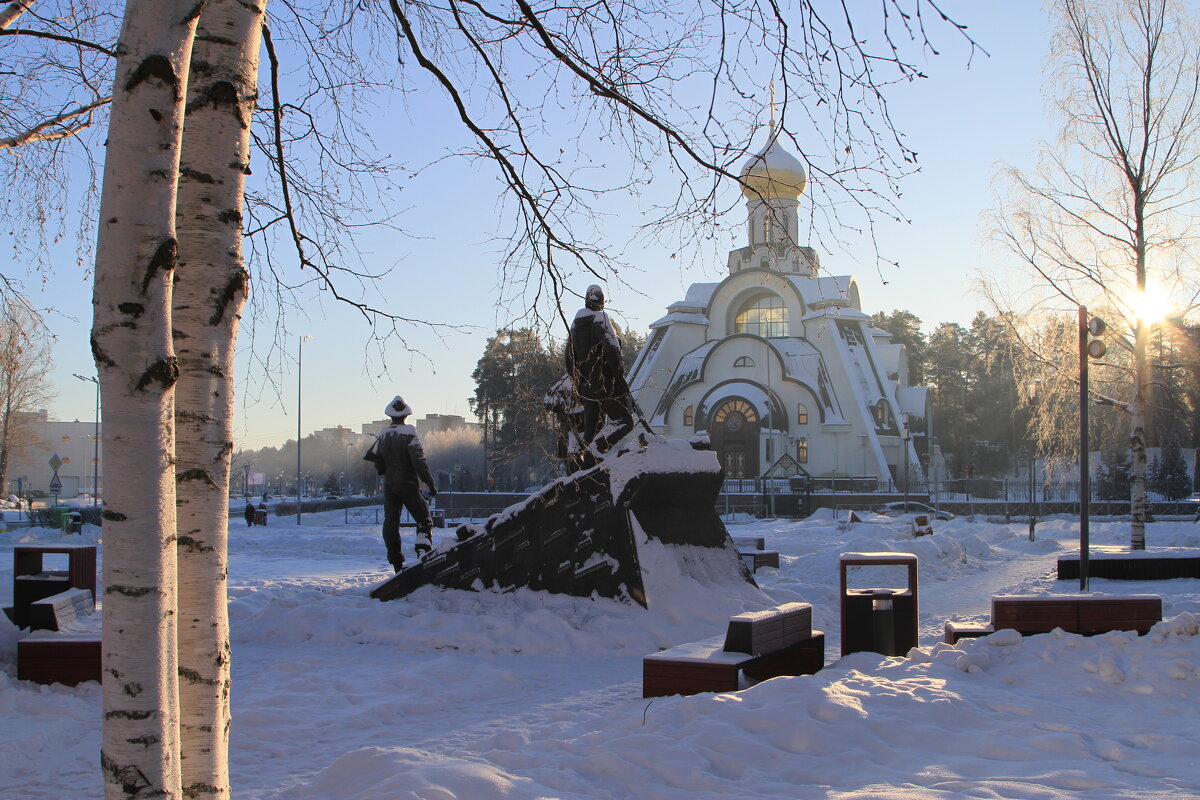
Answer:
[734, 356, 755, 367]
[796, 403, 808, 425]
[734, 294, 787, 338]
[683, 406, 694, 426]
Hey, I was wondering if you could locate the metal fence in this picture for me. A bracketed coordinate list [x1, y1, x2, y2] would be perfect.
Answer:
[719, 476, 1199, 520]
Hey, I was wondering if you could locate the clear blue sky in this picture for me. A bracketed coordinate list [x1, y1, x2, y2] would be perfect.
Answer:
[17, 1, 1053, 450]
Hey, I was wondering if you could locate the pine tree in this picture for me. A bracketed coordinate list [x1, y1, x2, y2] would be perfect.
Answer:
[1158, 440, 1191, 501]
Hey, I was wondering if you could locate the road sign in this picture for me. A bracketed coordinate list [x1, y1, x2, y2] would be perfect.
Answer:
[49, 471, 63, 491]
[49, 453, 62, 470]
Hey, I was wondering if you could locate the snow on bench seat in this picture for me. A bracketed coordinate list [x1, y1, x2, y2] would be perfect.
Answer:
[643, 602, 824, 698]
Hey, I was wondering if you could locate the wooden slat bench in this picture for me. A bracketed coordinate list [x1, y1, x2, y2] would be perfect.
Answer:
[643, 602, 824, 698]
[17, 588, 102, 686]
[26, 587, 94, 631]
[732, 536, 779, 572]
[944, 594, 1163, 644]
[6, 544, 97, 630]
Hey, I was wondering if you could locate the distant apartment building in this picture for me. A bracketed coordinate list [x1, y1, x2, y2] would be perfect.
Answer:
[5, 409, 102, 499]
[359, 413, 479, 441]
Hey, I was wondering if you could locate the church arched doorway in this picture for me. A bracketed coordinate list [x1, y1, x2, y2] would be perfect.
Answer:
[709, 398, 760, 478]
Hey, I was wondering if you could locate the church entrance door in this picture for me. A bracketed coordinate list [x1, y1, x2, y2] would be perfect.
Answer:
[709, 398, 760, 479]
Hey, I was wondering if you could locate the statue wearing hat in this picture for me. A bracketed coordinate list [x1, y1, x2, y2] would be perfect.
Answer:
[365, 395, 438, 571]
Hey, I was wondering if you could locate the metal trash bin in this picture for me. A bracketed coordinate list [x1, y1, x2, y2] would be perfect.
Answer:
[432, 510, 446, 528]
[64, 511, 83, 535]
[839, 552, 919, 657]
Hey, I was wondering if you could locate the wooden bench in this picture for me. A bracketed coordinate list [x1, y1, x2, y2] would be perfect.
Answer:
[17, 588, 102, 686]
[944, 594, 1163, 644]
[27, 587, 94, 631]
[732, 536, 779, 572]
[643, 602, 824, 698]
[5, 544, 97, 630]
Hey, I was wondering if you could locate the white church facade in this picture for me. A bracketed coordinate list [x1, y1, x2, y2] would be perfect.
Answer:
[627, 132, 930, 485]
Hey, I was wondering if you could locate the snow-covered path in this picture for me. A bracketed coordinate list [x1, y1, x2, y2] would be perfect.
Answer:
[4, 509, 1200, 799]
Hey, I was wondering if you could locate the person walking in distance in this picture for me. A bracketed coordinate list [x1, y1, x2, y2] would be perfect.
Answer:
[366, 395, 438, 572]
[566, 285, 634, 465]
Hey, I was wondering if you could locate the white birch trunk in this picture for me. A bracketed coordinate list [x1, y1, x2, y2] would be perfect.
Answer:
[92, 3, 201, 798]
[173, 1, 262, 795]
[1129, 317, 1150, 550]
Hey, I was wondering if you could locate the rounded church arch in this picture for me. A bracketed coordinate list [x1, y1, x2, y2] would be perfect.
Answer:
[709, 397, 761, 479]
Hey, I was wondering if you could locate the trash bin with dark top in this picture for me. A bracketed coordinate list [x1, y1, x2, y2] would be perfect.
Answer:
[839, 552, 919, 657]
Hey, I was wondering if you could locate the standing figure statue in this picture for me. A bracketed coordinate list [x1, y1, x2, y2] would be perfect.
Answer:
[365, 395, 438, 572]
[565, 285, 635, 465]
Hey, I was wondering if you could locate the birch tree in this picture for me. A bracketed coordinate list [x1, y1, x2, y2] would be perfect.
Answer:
[172, 0, 263, 795]
[91, 1, 200, 796]
[990, 0, 1200, 549]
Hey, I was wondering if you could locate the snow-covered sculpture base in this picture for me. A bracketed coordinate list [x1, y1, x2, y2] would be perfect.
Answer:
[369, 440, 755, 606]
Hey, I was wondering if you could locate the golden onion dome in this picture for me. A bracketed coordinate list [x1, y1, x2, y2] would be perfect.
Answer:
[740, 137, 807, 199]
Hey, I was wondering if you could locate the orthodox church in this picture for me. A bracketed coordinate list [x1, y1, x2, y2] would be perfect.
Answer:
[627, 130, 930, 485]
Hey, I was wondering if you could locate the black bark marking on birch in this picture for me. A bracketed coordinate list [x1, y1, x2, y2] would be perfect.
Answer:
[176, 468, 218, 487]
[106, 584, 156, 598]
[91, 335, 116, 368]
[208, 269, 247, 325]
[141, 237, 178, 295]
[173, 328, 191, 339]
[136, 357, 180, 392]
[105, 709, 155, 721]
[101, 752, 153, 795]
[229, 160, 251, 175]
[149, 108, 162, 121]
[177, 410, 217, 424]
[102, 509, 127, 521]
[183, 782, 223, 799]
[181, 1, 206, 24]
[207, 364, 227, 377]
[117, 302, 144, 318]
[177, 534, 215, 552]
[215, 441, 233, 461]
[179, 666, 220, 686]
[123, 681, 144, 697]
[126, 735, 160, 747]
[125, 54, 180, 101]
[186, 80, 240, 120]
[196, 34, 239, 47]
[216, 208, 242, 225]
[180, 166, 217, 184]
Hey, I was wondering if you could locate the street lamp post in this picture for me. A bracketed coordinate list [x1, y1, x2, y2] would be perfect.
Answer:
[1023, 379, 1041, 541]
[297, 334, 312, 525]
[900, 415, 911, 514]
[72, 373, 100, 507]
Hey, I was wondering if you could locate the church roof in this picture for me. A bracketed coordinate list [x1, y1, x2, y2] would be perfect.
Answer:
[740, 135, 807, 200]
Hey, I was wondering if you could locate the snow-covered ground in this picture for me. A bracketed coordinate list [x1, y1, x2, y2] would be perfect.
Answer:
[3, 507, 1200, 799]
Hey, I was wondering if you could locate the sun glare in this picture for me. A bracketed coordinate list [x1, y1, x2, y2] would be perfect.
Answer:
[1131, 284, 1172, 325]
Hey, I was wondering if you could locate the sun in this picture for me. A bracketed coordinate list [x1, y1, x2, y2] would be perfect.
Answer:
[1131, 284, 1172, 325]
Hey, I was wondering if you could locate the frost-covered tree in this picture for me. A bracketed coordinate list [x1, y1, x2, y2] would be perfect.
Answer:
[0, 296, 55, 495]
[990, 0, 1200, 549]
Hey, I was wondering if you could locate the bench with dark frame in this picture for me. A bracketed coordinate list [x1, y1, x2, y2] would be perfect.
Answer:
[732, 536, 780, 572]
[4, 545, 103, 687]
[643, 602, 824, 698]
[944, 594, 1163, 645]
